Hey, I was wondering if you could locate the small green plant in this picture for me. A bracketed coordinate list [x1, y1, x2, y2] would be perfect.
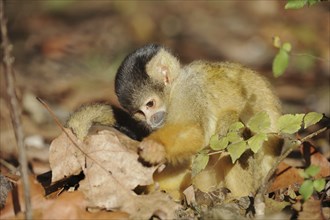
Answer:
[299, 165, 326, 201]
[192, 112, 324, 177]
[273, 0, 325, 77]
[285, 0, 322, 9]
[272, 36, 292, 77]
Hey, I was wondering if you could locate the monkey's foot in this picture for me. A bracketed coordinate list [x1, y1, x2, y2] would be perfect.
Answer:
[139, 140, 166, 164]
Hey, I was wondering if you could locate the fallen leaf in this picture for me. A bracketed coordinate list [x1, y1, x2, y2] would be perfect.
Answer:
[0, 175, 128, 220]
[49, 128, 85, 182]
[183, 185, 196, 206]
[0, 175, 52, 219]
[265, 197, 290, 216]
[298, 198, 326, 220]
[269, 142, 330, 193]
[301, 142, 330, 178]
[269, 162, 304, 192]
[49, 128, 180, 219]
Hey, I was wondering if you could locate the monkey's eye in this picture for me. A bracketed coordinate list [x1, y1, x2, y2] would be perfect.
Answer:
[146, 100, 155, 108]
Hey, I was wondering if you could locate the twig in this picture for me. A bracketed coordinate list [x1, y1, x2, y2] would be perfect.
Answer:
[0, 1, 32, 219]
[257, 139, 299, 198]
[0, 158, 18, 173]
[292, 52, 329, 62]
[300, 127, 327, 143]
[36, 97, 112, 175]
[36, 97, 147, 195]
[255, 126, 328, 214]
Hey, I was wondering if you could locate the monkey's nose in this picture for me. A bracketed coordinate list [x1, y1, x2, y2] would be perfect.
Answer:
[150, 111, 166, 129]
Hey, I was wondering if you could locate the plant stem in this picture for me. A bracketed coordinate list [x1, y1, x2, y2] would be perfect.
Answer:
[256, 126, 328, 204]
[0, 1, 32, 219]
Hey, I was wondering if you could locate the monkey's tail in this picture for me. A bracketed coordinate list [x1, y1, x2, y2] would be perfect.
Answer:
[66, 103, 115, 140]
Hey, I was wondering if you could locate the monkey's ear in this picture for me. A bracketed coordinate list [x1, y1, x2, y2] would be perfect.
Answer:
[146, 48, 180, 85]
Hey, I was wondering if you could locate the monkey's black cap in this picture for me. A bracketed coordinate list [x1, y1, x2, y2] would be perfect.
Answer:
[115, 44, 162, 112]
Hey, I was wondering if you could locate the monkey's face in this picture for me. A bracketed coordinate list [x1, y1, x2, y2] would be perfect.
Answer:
[133, 94, 166, 130]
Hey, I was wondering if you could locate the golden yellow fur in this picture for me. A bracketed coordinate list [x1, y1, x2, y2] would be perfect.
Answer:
[139, 49, 282, 200]
[66, 46, 283, 201]
[66, 103, 115, 140]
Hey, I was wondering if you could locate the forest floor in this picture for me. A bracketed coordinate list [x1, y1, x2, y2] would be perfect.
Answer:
[1, 1, 329, 219]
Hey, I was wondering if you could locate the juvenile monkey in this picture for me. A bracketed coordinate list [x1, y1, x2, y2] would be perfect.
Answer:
[67, 44, 283, 200]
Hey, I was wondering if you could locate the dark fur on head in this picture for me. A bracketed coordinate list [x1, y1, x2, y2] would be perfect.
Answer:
[112, 106, 151, 140]
[115, 44, 163, 112]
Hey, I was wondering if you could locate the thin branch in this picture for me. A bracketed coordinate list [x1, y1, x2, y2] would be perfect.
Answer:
[0, 1, 32, 219]
[292, 52, 329, 62]
[36, 97, 113, 175]
[256, 126, 328, 207]
[36, 97, 149, 195]
[300, 127, 327, 142]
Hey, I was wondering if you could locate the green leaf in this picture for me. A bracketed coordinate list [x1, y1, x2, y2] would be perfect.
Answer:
[307, 0, 319, 6]
[305, 165, 320, 177]
[273, 49, 289, 77]
[227, 141, 247, 163]
[192, 151, 209, 177]
[282, 42, 292, 52]
[217, 137, 229, 150]
[210, 135, 229, 151]
[210, 135, 219, 149]
[273, 36, 281, 48]
[285, 0, 307, 9]
[313, 178, 326, 192]
[43, 0, 76, 10]
[247, 133, 268, 153]
[299, 179, 314, 200]
[277, 113, 304, 134]
[304, 112, 323, 129]
[229, 122, 245, 132]
[226, 132, 243, 143]
[299, 170, 310, 179]
[247, 112, 271, 133]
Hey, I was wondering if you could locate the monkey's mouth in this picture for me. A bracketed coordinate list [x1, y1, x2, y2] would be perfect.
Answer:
[149, 111, 166, 129]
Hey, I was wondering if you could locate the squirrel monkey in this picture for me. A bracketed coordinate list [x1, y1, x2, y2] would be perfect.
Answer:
[67, 44, 283, 200]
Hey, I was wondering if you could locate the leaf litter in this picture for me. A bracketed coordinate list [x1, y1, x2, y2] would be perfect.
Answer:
[49, 127, 180, 219]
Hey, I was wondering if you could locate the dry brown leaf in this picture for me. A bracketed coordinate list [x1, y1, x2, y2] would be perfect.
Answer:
[117, 191, 180, 219]
[49, 128, 181, 219]
[49, 128, 85, 182]
[0, 175, 128, 220]
[42, 190, 129, 220]
[270, 143, 330, 193]
[301, 142, 330, 178]
[81, 129, 156, 189]
[264, 197, 290, 216]
[0, 175, 52, 219]
[269, 162, 304, 192]
[298, 198, 326, 220]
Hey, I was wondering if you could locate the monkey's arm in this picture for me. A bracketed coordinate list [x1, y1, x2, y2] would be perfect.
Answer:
[140, 123, 204, 164]
[66, 104, 115, 140]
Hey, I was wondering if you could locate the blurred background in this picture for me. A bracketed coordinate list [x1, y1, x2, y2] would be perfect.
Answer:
[1, 0, 329, 172]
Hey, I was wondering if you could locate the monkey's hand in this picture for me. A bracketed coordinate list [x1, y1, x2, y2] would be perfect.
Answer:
[139, 123, 205, 165]
[139, 140, 166, 164]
